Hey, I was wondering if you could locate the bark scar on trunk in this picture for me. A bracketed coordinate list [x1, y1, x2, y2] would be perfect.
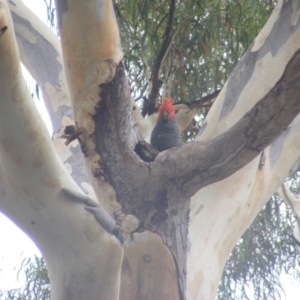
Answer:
[0, 26, 7, 36]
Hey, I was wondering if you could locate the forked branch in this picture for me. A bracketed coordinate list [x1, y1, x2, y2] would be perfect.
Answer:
[153, 49, 300, 197]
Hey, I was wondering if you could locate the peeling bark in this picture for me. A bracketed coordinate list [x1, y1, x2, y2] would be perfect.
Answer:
[8, 0, 94, 198]
[0, 2, 123, 299]
[53, 0, 300, 298]
[2, 0, 300, 299]
[187, 1, 300, 298]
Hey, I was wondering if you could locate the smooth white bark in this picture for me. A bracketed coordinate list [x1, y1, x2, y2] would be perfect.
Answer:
[8, 0, 70, 119]
[187, 1, 300, 298]
[2, 0, 300, 299]
[279, 184, 300, 243]
[0, 2, 123, 299]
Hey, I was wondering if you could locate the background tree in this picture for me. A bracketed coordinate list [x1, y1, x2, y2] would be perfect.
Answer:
[0, 255, 50, 300]
[1, 0, 300, 299]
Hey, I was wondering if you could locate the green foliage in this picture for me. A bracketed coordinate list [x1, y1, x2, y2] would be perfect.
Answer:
[114, 6, 300, 298]
[3, 194, 299, 300]
[3, 1, 299, 299]
[115, 0, 276, 107]
[43, 0, 56, 32]
[218, 194, 300, 300]
[0, 256, 50, 300]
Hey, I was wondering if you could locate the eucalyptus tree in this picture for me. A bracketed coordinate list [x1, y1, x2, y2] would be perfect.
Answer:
[1, 0, 300, 299]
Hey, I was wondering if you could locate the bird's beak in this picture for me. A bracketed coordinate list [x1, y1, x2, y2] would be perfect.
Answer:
[162, 111, 168, 120]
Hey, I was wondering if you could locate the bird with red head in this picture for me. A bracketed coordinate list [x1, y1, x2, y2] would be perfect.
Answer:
[150, 97, 181, 152]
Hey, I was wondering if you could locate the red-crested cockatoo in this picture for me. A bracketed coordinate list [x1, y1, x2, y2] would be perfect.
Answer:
[150, 97, 181, 151]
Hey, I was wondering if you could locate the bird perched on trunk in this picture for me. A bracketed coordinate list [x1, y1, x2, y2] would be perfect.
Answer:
[150, 97, 181, 152]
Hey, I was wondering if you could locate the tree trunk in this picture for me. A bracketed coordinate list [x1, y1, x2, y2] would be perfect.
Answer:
[1, 0, 300, 299]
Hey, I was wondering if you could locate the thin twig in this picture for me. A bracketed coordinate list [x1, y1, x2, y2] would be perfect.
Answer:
[142, 0, 176, 117]
[183, 124, 200, 134]
[174, 89, 221, 110]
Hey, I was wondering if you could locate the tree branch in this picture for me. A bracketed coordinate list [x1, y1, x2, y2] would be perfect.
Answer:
[0, 3, 123, 298]
[8, 0, 97, 199]
[278, 184, 300, 243]
[154, 49, 300, 197]
[174, 89, 221, 110]
[73, 47, 300, 230]
[142, 0, 176, 117]
[56, 0, 300, 233]
[61, 188, 124, 243]
[9, 0, 71, 132]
